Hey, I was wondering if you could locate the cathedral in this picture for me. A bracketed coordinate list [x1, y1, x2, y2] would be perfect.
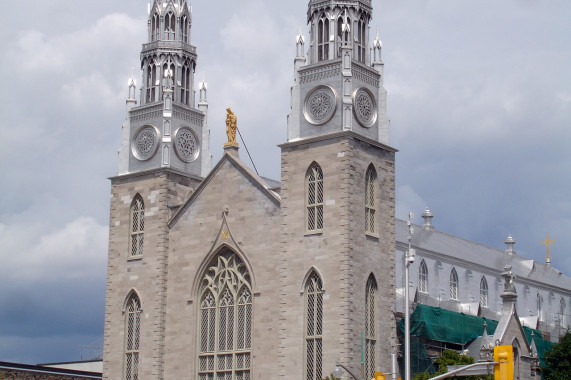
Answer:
[103, 1, 570, 380]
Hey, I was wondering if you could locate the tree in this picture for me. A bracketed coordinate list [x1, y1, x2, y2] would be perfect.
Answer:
[411, 350, 492, 380]
[542, 330, 571, 380]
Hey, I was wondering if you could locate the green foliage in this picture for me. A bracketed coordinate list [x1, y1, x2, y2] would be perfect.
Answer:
[411, 350, 492, 380]
[542, 330, 571, 380]
[321, 375, 340, 380]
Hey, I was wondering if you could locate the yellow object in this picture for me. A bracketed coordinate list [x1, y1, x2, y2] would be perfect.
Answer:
[225, 108, 238, 146]
[374, 372, 386, 380]
[494, 345, 513, 380]
[540, 233, 555, 263]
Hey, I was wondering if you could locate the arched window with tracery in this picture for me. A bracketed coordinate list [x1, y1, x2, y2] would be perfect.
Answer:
[305, 272, 323, 380]
[480, 276, 488, 307]
[306, 163, 324, 232]
[180, 15, 189, 43]
[146, 62, 157, 104]
[450, 268, 459, 300]
[198, 251, 252, 380]
[164, 12, 175, 40]
[365, 165, 376, 234]
[419, 260, 428, 293]
[365, 276, 377, 380]
[124, 293, 141, 380]
[130, 195, 144, 258]
[317, 16, 329, 62]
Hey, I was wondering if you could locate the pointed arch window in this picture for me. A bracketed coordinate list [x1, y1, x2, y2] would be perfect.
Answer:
[365, 165, 376, 234]
[560, 298, 567, 327]
[151, 13, 160, 41]
[365, 276, 377, 380]
[146, 62, 157, 104]
[164, 12, 176, 40]
[124, 294, 141, 380]
[449, 268, 459, 300]
[537, 293, 543, 321]
[305, 272, 323, 380]
[130, 195, 144, 258]
[317, 16, 329, 62]
[418, 260, 428, 293]
[180, 15, 189, 43]
[162, 62, 176, 100]
[306, 163, 324, 232]
[198, 251, 252, 380]
[480, 276, 488, 307]
[180, 61, 191, 106]
[355, 16, 367, 63]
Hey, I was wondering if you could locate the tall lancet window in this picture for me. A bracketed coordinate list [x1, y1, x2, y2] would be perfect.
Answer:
[419, 260, 428, 293]
[449, 268, 458, 300]
[162, 62, 176, 99]
[198, 251, 252, 380]
[164, 12, 175, 40]
[365, 276, 377, 380]
[124, 293, 141, 380]
[306, 163, 324, 232]
[355, 16, 367, 63]
[180, 62, 191, 106]
[365, 165, 376, 234]
[305, 272, 323, 380]
[146, 63, 157, 104]
[151, 13, 160, 41]
[317, 15, 329, 62]
[560, 298, 567, 327]
[537, 294, 543, 321]
[480, 276, 488, 307]
[180, 15, 189, 43]
[130, 195, 144, 258]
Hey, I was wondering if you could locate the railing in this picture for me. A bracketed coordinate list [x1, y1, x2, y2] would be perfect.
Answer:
[142, 40, 196, 54]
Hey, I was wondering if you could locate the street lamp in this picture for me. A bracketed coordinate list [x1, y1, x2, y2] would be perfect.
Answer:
[333, 363, 361, 380]
[404, 212, 415, 380]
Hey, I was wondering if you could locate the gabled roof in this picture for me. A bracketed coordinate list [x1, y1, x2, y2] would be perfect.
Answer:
[395, 219, 571, 293]
[169, 152, 280, 228]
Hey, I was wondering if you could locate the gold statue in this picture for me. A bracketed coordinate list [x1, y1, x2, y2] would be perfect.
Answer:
[225, 108, 237, 146]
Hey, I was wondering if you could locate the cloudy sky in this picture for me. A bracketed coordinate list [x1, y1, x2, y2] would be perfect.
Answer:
[1, 0, 570, 365]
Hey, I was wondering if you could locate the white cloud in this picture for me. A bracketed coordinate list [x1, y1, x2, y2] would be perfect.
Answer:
[396, 185, 427, 221]
[0, 217, 108, 284]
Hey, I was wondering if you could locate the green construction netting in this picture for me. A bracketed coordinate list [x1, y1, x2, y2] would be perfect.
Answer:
[523, 326, 555, 367]
[398, 304, 498, 345]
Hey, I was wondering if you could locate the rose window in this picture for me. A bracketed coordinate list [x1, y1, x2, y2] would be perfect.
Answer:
[133, 125, 159, 160]
[353, 89, 377, 127]
[304, 86, 337, 125]
[175, 127, 199, 162]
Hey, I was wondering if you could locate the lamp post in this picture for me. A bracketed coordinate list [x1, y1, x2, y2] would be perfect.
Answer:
[333, 363, 361, 380]
[404, 212, 415, 380]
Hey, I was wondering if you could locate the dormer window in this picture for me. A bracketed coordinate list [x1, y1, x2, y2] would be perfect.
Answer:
[164, 12, 175, 40]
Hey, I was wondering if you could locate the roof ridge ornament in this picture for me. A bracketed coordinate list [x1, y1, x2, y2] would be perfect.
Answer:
[540, 233, 554, 266]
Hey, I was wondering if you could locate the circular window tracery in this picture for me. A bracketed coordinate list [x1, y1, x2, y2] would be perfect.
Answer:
[304, 85, 337, 125]
[353, 88, 377, 128]
[174, 127, 199, 162]
[132, 125, 160, 161]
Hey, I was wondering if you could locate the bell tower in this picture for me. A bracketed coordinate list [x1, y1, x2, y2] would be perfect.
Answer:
[117, 0, 211, 178]
[280, 1, 396, 378]
[104, 1, 209, 379]
[287, 0, 389, 144]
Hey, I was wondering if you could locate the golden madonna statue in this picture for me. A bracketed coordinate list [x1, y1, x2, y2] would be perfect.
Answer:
[225, 108, 238, 146]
